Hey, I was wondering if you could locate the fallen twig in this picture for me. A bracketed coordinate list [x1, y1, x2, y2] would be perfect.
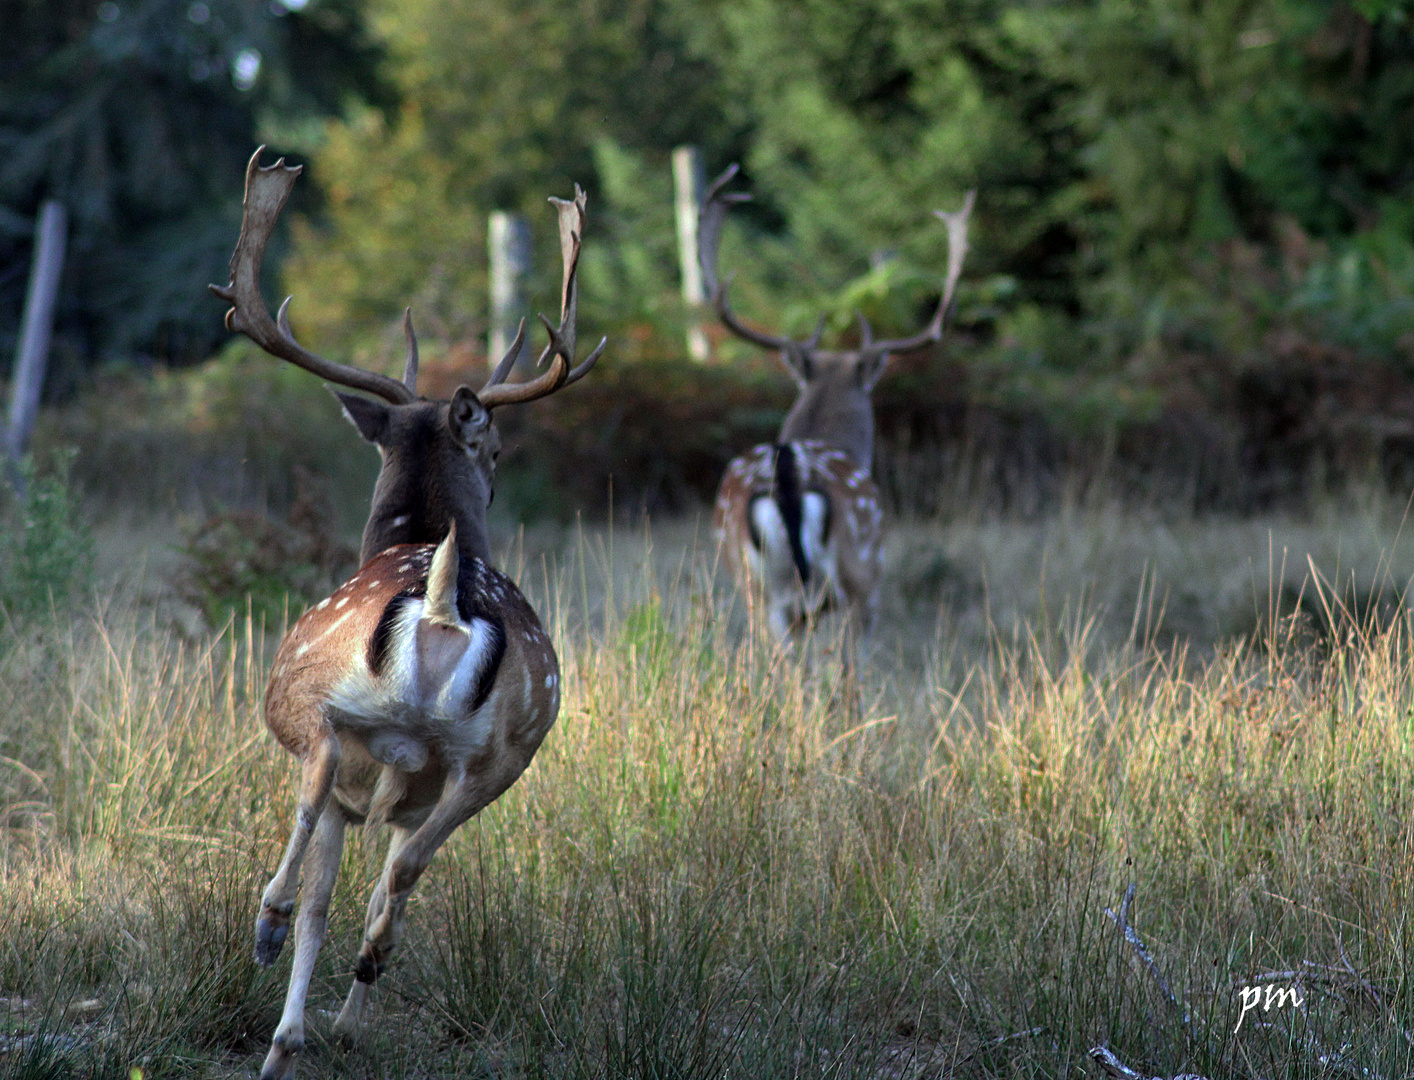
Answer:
[1088, 1044, 1211, 1080]
[1104, 884, 1191, 1029]
[1336, 935, 1414, 1049]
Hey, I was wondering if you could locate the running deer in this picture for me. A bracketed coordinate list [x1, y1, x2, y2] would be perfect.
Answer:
[701, 164, 973, 648]
[209, 148, 604, 1080]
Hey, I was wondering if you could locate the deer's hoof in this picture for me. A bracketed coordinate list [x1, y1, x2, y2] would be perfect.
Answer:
[254, 906, 293, 966]
[259, 1041, 300, 1080]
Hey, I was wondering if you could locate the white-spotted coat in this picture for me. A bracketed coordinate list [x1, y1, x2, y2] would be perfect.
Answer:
[714, 439, 883, 641]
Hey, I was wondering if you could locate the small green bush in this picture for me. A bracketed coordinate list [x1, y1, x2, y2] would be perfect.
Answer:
[0, 451, 94, 621]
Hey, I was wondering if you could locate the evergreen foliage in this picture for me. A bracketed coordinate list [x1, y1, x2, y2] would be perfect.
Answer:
[283, 0, 1414, 405]
[0, 0, 385, 375]
[279, 0, 731, 358]
[3, 0, 1412, 423]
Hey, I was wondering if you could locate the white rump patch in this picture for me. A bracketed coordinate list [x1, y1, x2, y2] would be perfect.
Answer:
[747, 497, 797, 594]
[800, 492, 829, 568]
[414, 610, 502, 723]
[328, 598, 501, 746]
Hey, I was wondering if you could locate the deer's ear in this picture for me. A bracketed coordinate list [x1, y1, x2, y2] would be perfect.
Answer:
[334, 391, 390, 443]
[449, 386, 492, 446]
[858, 352, 889, 391]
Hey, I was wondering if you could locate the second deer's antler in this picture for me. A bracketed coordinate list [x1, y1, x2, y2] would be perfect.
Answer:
[697, 164, 803, 354]
[698, 164, 976, 360]
[860, 190, 975, 356]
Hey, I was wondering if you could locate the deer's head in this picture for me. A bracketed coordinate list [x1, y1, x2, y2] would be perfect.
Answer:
[211, 149, 604, 565]
[699, 165, 972, 472]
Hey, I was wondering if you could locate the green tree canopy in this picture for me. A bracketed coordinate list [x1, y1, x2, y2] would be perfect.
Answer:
[0, 0, 386, 376]
[280, 0, 732, 365]
[288, 0, 1413, 385]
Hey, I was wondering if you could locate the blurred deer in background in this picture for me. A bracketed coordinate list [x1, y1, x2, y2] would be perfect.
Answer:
[210, 148, 604, 1080]
[701, 164, 973, 660]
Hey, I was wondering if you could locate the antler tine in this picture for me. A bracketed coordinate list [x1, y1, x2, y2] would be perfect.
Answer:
[562, 335, 607, 388]
[935, 189, 976, 322]
[697, 163, 804, 355]
[478, 186, 602, 409]
[857, 310, 874, 347]
[401, 308, 419, 393]
[483, 318, 527, 389]
[698, 164, 749, 299]
[209, 147, 415, 405]
[863, 189, 976, 358]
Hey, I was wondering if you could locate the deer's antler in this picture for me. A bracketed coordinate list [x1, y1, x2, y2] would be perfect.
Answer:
[479, 185, 606, 408]
[697, 164, 803, 354]
[210, 147, 417, 405]
[860, 189, 975, 357]
[698, 164, 976, 362]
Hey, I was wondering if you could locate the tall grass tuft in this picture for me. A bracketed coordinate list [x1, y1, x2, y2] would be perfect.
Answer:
[3, 530, 1414, 1075]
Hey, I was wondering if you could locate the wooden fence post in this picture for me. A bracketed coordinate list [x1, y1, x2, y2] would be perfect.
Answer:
[5, 200, 68, 480]
[488, 211, 532, 372]
[673, 146, 711, 361]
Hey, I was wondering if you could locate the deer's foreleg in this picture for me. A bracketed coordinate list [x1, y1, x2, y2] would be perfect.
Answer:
[256, 733, 341, 965]
[331, 823, 411, 1043]
[260, 804, 346, 1080]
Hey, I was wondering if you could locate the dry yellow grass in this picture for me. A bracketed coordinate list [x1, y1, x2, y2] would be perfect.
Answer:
[4, 505, 1414, 1078]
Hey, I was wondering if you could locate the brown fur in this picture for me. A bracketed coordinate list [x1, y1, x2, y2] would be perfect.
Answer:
[265, 543, 559, 827]
[214, 153, 601, 1080]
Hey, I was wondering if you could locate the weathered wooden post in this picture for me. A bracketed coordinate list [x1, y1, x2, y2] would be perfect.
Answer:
[5, 200, 68, 480]
[488, 211, 532, 371]
[673, 145, 711, 361]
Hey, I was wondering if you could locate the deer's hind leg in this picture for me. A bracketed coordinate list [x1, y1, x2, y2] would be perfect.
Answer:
[338, 767, 490, 1017]
[256, 733, 341, 965]
[261, 803, 346, 1080]
[331, 823, 412, 1043]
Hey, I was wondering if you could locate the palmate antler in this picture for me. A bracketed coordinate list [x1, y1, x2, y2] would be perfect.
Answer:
[697, 163, 975, 363]
[211, 147, 605, 409]
[478, 186, 606, 407]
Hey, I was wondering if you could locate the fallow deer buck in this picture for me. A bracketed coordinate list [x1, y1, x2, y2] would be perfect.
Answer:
[210, 148, 604, 1080]
[702, 165, 973, 651]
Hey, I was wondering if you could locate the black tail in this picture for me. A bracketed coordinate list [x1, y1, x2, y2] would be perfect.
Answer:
[774, 443, 811, 584]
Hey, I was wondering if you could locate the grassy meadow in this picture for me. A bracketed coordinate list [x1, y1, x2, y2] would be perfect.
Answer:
[7, 440, 1414, 1078]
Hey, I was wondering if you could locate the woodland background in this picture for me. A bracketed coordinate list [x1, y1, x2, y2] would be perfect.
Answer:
[3, 0, 1414, 519]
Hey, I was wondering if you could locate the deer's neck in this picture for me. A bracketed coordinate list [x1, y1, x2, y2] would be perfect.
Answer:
[359, 463, 493, 567]
[360, 506, 492, 567]
[779, 392, 875, 473]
